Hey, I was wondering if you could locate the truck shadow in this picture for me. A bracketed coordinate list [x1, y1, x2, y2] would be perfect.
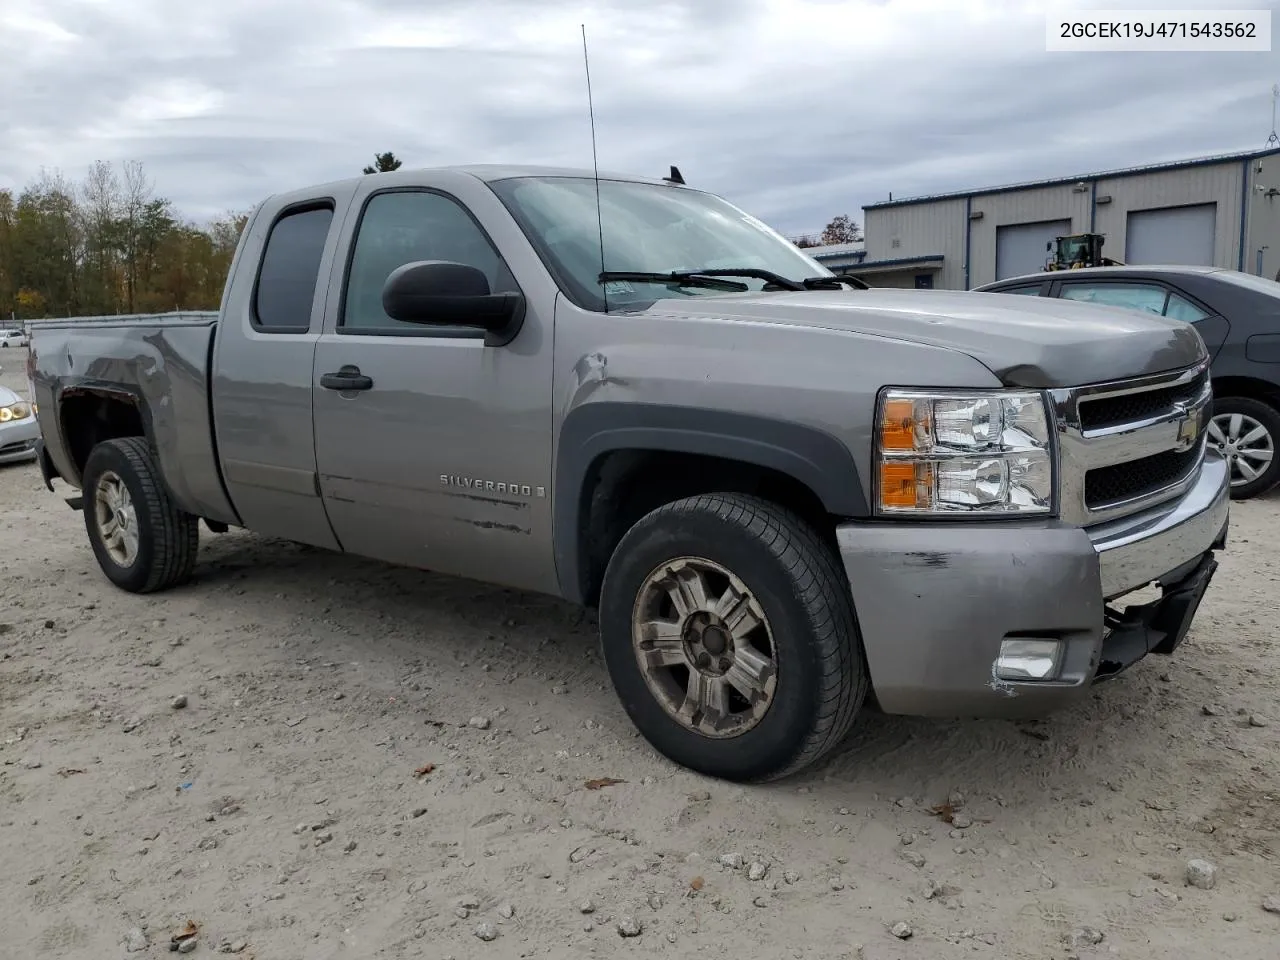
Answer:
[180, 528, 1210, 807]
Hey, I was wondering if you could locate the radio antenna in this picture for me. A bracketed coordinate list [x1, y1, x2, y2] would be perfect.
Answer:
[581, 24, 608, 313]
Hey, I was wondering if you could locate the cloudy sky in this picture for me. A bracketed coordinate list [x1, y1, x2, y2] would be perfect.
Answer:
[2, 0, 1277, 236]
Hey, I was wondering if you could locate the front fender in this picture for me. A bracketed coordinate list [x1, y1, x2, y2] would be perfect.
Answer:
[553, 401, 868, 603]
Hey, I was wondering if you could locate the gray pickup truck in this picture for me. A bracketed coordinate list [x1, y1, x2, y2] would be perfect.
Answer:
[27, 164, 1229, 781]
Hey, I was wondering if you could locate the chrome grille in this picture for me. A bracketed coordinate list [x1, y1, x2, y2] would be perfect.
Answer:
[1051, 360, 1212, 527]
[1077, 367, 1209, 431]
[1084, 446, 1202, 508]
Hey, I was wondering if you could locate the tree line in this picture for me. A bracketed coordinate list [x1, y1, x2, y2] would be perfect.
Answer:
[0, 160, 248, 321]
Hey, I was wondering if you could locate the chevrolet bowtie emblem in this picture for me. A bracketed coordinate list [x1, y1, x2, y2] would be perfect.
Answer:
[1174, 404, 1200, 447]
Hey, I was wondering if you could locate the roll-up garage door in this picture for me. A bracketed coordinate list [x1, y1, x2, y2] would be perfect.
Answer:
[1125, 204, 1216, 266]
[995, 219, 1072, 280]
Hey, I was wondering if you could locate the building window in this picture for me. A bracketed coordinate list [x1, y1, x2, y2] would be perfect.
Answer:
[914, 274, 933, 289]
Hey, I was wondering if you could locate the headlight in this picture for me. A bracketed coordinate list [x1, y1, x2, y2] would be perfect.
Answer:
[0, 402, 32, 423]
[874, 388, 1054, 516]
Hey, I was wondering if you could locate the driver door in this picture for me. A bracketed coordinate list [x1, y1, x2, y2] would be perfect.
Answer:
[311, 179, 556, 594]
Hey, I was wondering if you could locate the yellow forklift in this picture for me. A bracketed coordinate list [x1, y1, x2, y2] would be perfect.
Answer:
[1044, 233, 1124, 271]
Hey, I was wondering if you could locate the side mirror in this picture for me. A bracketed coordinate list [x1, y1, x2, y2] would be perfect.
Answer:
[381, 260, 525, 346]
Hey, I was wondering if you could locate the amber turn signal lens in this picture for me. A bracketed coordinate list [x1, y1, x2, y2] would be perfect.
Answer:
[879, 461, 931, 510]
[879, 398, 920, 451]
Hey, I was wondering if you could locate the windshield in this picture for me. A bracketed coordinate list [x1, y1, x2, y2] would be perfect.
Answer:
[488, 176, 831, 312]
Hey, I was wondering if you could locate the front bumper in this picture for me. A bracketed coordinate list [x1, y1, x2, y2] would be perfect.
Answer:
[837, 452, 1229, 718]
[0, 415, 40, 464]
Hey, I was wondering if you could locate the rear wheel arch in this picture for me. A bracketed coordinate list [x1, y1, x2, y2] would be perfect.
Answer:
[58, 387, 151, 483]
[554, 403, 867, 605]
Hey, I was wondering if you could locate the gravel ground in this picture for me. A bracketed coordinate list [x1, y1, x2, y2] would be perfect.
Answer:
[2, 352, 1279, 960]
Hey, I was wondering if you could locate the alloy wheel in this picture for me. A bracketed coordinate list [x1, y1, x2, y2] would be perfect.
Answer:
[631, 557, 778, 739]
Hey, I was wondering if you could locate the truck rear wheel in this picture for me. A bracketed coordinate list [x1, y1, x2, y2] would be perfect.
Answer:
[598, 493, 867, 782]
[82, 437, 199, 593]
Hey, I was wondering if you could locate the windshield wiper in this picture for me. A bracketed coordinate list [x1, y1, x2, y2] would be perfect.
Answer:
[597, 268, 869, 295]
[801, 274, 870, 291]
[598, 271, 750, 292]
[648, 267, 871, 292]
[673, 267, 806, 291]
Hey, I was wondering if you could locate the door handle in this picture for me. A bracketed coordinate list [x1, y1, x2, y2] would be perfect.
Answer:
[320, 365, 373, 391]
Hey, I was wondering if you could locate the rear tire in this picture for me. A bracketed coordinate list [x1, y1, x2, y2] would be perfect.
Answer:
[1209, 397, 1280, 500]
[82, 437, 199, 593]
[598, 493, 867, 782]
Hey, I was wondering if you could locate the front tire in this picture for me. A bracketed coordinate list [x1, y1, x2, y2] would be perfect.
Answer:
[1209, 397, 1280, 500]
[82, 437, 199, 593]
[598, 493, 867, 782]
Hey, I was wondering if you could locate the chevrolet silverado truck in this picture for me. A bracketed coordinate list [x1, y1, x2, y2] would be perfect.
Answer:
[27, 165, 1229, 782]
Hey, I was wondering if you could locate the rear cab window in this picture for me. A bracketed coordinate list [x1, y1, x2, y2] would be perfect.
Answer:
[253, 204, 335, 333]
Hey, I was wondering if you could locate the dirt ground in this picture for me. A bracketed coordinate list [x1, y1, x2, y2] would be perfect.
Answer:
[2, 352, 1278, 960]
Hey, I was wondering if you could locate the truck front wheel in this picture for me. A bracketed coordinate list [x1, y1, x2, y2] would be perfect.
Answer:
[598, 493, 867, 782]
[82, 437, 199, 593]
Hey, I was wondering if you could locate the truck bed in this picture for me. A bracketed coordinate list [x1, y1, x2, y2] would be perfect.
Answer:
[28, 311, 239, 526]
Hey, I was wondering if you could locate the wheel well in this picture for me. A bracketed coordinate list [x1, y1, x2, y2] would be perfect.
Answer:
[1212, 376, 1280, 410]
[60, 392, 146, 476]
[576, 449, 842, 607]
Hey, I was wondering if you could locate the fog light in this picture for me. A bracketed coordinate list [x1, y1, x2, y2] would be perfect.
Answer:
[995, 638, 1063, 680]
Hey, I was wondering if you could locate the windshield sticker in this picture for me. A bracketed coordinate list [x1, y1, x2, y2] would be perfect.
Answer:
[603, 280, 635, 296]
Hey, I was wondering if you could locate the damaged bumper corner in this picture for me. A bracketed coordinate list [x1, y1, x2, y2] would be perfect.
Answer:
[835, 454, 1229, 720]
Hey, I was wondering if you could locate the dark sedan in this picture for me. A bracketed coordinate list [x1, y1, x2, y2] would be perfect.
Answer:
[977, 265, 1280, 500]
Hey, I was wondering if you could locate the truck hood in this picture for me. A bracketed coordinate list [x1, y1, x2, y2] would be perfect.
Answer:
[645, 288, 1206, 388]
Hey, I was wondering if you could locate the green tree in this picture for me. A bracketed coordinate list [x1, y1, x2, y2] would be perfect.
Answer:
[362, 151, 404, 175]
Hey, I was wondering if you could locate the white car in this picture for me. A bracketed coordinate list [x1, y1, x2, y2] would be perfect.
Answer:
[0, 377, 39, 464]
[0, 329, 29, 348]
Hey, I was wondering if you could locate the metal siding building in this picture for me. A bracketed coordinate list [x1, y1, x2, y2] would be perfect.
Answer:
[862, 198, 966, 289]
[861, 147, 1280, 289]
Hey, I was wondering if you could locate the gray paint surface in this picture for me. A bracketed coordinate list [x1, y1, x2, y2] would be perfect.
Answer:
[26, 313, 238, 525]
[26, 164, 1231, 719]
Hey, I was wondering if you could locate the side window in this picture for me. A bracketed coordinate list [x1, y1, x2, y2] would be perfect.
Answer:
[254, 205, 334, 332]
[1164, 292, 1210, 322]
[1059, 282, 1167, 315]
[342, 191, 515, 331]
[999, 285, 1043, 296]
